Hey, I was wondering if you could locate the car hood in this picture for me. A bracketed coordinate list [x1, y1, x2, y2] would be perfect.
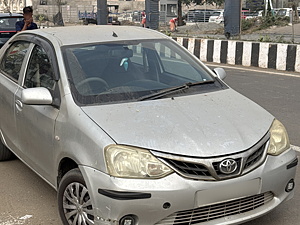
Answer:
[81, 89, 274, 157]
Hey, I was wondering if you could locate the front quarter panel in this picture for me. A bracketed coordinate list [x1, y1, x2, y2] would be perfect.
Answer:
[54, 93, 115, 187]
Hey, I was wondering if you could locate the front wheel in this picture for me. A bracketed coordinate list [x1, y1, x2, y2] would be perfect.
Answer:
[0, 141, 14, 161]
[58, 168, 95, 225]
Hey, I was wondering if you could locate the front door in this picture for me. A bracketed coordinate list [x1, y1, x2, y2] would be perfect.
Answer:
[15, 43, 59, 184]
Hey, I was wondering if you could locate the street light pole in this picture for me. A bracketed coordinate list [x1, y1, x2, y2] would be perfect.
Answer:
[97, 0, 107, 25]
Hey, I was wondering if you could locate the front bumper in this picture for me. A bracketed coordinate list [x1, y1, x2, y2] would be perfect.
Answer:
[79, 149, 297, 225]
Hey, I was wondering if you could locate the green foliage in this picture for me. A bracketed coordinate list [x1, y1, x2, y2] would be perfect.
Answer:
[258, 35, 288, 43]
[242, 15, 289, 33]
[259, 15, 276, 30]
[35, 14, 49, 22]
[275, 35, 287, 43]
[160, 30, 172, 37]
[241, 18, 257, 31]
[206, 0, 224, 6]
[258, 35, 272, 42]
[246, 0, 264, 11]
[55, 0, 67, 6]
[180, 0, 224, 6]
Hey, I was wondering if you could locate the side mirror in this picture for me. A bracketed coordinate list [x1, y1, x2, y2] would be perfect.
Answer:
[21, 87, 53, 105]
[213, 68, 227, 80]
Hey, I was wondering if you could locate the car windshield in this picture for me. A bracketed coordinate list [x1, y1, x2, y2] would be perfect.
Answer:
[63, 39, 223, 105]
[0, 17, 22, 30]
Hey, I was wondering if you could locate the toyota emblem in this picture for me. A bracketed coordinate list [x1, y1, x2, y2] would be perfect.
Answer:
[219, 159, 238, 174]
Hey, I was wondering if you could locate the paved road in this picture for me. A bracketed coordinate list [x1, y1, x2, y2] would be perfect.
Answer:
[0, 65, 299, 225]
[0, 159, 61, 225]
[218, 63, 300, 225]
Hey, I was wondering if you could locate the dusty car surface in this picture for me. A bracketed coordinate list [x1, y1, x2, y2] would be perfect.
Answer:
[0, 26, 297, 225]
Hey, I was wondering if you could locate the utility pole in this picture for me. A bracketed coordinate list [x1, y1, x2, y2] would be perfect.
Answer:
[97, 0, 107, 25]
[224, 0, 241, 39]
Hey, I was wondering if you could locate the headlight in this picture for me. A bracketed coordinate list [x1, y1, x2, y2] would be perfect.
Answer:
[267, 119, 290, 156]
[105, 145, 173, 179]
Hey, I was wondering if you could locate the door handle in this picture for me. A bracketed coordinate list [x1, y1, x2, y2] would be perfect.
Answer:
[15, 100, 23, 112]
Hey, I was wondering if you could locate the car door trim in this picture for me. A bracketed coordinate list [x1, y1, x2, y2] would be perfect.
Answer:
[11, 34, 60, 81]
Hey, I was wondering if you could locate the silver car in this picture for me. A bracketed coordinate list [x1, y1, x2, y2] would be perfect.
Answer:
[0, 26, 297, 225]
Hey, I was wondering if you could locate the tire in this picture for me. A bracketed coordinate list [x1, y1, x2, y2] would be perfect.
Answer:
[83, 19, 88, 25]
[58, 168, 95, 225]
[0, 141, 14, 161]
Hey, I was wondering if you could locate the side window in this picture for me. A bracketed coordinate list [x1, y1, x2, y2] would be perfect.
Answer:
[130, 44, 144, 66]
[156, 43, 200, 81]
[0, 41, 30, 81]
[24, 45, 55, 90]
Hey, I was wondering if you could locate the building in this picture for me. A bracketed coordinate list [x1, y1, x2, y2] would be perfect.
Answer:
[0, 0, 33, 13]
[159, 0, 176, 24]
[245, 0, 264, 11]
[31, 0, 147, 24]
[0, 0, 297, 25]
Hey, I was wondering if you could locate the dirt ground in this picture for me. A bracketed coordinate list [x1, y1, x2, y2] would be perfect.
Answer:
[159, 22, 224, 37]
[163, 22, 300, 44]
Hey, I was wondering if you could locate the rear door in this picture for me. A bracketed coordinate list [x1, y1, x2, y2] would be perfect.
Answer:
[0, 40, 31, 156]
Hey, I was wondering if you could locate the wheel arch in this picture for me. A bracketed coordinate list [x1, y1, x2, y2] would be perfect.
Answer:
[57, 157, 79, 187]
[0, 129, 8, 146]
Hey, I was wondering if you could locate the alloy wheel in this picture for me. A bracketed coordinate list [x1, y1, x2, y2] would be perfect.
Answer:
[63, 182, 94, 225]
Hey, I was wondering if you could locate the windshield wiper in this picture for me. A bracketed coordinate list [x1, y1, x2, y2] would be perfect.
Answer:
[138, 80, 215, 101]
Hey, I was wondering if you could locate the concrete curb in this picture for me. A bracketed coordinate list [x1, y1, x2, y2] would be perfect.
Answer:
[174, 37, 300, 73]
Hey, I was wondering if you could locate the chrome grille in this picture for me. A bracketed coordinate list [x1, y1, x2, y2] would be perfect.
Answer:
[244, 143, 266, 169]
[163, 159, 211, 177]
[157, 137, 269, 181]
[155, 192, 274, 225]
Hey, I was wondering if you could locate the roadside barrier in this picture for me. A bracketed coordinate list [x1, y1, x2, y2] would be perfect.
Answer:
[174, 37, 300, 73]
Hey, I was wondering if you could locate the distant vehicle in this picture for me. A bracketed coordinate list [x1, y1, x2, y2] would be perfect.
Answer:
[241, 9, 250, 19]
[187, 9, 215, 22]
[243, 11, 259, 20]
[0, 13, 23, 48]
[132, 11, 143, 23]
[276, 8, 292, 17]
[257, 10, 264, 17]
[118, 12, 133, 23]
[208, 10, 224, 23]
[78, 10, 97, 25]
[78, 4, 120, 25]
[273, 8, 280, 15]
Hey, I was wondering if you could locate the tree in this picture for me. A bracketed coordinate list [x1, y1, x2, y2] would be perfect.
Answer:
[290, 0, 299, 22]
[1, 0, 11, 12]
[246, 0, 264, 11]
[53, 0, 64, 26]
[177, 0, 224, 26]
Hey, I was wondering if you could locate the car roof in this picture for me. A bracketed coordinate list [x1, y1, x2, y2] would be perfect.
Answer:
[0, 13, 23, 17]
[20, 26, 170, 46]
